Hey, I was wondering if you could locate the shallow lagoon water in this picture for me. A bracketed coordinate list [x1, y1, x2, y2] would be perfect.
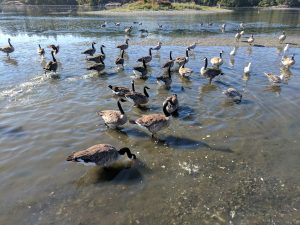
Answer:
[0, 8, 300, 225]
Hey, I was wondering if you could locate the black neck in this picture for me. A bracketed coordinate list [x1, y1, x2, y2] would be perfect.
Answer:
[121, 50, 125, 58]
[143, 60, 146, 69]
[182, 63, 185, 68]
[8, 39, 12, 46]
[117, 101, 125, 115]
[125, 39, 129, 44]
[92, 43, 95, 49]
[169, 51, 172, 60]
[168, 66, 171, 78]
[149, 48, 152, 56]
[100, 46, 104, 55]
[131, 81, 135, 92]
[204, 58, 208, 69]
[144, 87, 149, 97]
[100, 56, 104, 64]
[118, 148, 136, 159]
[219, 52, 222, 58]
[185, 50, 189, 57]
[163, 101, 171, 117]
[38, 44, 41, 48]
[51, 51, 56, 62]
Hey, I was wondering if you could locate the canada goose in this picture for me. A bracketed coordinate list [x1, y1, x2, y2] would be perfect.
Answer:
[97, 99, 128, 129]
[139, 29, 148, 34]
[175, 49, 189, 66]
[117, 39, 129, 51]
[162, 51, 174, 68]
[124, 26, 133, 33]
[235, 32, 242, 42]
[163, 94, 178, 114]
[108, 80, 135, 97]
[187, 42, 197, 51]
[157, 66, 172, 87]
[283, 44, 289, 54]
[264, 72, 284, 86]
[210, 50, 224, 67]
[86, 45, 106, 63]
[279, 31, 286, 44]
[115, 22, 120, 26]
[137, 48, 152, 63]
[244, 62, 251, 74]
[44, 51, 58, 74]
[221, 23, 226, 32]
[239, 22, 244, 29]
[129, 99, 172, 138]
[66, 144, 136, 167]
[152, 42, 162, 51]
[48, 44, 59, 54]
[281, 54, 295, 68]
[230, 47, 237, 56]
[0, 38, 14, 57]
[87, 57, 105, 73]
[125, 86, 150, 107]
[201, 57, 223, 84]
[223, 88, 242, 103]
[115, 50, 125, 68]
[133, 59, 147, 78]
[82, 42, 96, 57]
[37, 44, 45, 57]
[100, 21, 107, 28]
[179, 61, 193, 78]
[247, 34, 254, 45]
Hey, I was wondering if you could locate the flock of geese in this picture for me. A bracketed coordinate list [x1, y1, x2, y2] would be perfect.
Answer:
[0, 22, 297, 170]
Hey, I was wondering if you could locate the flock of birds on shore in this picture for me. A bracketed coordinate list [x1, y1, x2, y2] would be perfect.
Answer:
[0, 21, 297, 170]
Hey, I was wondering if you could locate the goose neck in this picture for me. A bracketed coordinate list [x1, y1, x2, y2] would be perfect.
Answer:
[117, 101, 125, 115]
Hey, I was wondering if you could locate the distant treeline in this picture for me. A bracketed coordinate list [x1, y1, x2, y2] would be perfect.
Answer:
[1, 0, 299, 7]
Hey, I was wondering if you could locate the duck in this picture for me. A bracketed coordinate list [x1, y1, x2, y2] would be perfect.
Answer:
[66, 144, 136, 167]
[137, 48, 152, 64]
[129, 99, 172, 138]
[108, 80, 135, 97]
[97, 99, 128, 129]
[223, 88, 242, 103]
[281, 54, 295, 68]
[210, 50, 224, 67]
[244, 62, 251, 74]
[264, 72, 284, 86]
[117, 38, 129, 51]
[86, 45, 106, 63]
[125, 86, 150, 107]
[152, 42, 162, 51]
[187, 42, 197, 51]
[279, 31, 286, 44]
[124, 26, 133, 33]
[0, 38, 14, 57]
[247, 34, 254, 45]
[48, 44, 59, 55]
[37, 44, 45, 57]
[44, 51, 58, 74]
[132, 59, 148, 79]
[163, 94, 178, 114]
[283, 44, 289, 54]
[175, 49, 189, 66]
[179, 61, 193, 78]
[115, 50, 125, 68]
[87, 57, 105, 73]
[157, 66, 172, 87]
[82, 42, 96, 57]
[230, 47, 237, 56]
[201, 57, 223, 84]
[162, 51, 175, 68]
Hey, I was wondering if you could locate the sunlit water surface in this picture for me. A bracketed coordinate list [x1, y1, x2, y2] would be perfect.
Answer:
[0, 8, 300, 225]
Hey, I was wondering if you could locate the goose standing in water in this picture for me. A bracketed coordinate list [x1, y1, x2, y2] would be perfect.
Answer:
[48, 44, 59, 55]
[44, 51, 58, 75]
[37, 44, 45, 57]
[163, 94, 179, 114]
[244, 62, 251, 74]
[264, 73, 284, 86]
[87, 56, 105, 73]
[117, 38, 129, 51]
[179, 60, 193, 78]
[201, 57, 223, 84]
[281, 54, 295, 68]
[66, 144, 136, 167]
[157, 66, 172, 88]
[100, 21, 107, 28]
[162, 51, 174, 69]
[82, 42, 96, 57]
[230, 47, 237, 56]
[97, 99, 128, 129]
[115, 50, 125, 68]
[129, 99, 172, 138]
[152, 42, 162, 51]
[137, 48, 153, 64]
[223, 88, 242, 103]
[108, 80, 135, 97]
[221, 23, 226, 32]
[279, 31, 286, 44]
[125, 86, 150, 107]
[210, 50, 224, 67]
[187, 42, 197, 51]
[86, 45, 106, 63]
[132, 59, 148, 79]
[124, 26, 133, 34]
[247, 35, 255, 45]
[175, 49, 189, 66]
[0, 38, 14, 57]
[235, 30, 244, 42]
[283, 44, 289, 54]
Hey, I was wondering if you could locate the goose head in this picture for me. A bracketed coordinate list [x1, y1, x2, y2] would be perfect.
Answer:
[125, 38, 129, 44]
[118, 147, 136, 159]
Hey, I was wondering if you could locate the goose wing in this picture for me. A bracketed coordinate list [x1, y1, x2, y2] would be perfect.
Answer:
[97, 110, 123, 124]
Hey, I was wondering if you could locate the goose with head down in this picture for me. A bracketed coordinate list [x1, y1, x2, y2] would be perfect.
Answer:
[108, 80, 135, 97]
[201, 57, 223, 84]
[66, 144, 136, 167]
[0, 38, 14, 57]
[223, 88, 242, 103]
[125, 86, 150, 107]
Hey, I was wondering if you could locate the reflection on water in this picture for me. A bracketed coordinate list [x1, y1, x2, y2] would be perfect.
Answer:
[0, 7, 300, 225]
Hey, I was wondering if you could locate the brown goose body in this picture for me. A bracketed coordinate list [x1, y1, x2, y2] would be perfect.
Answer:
[86, 45, 105, 62]
[223, 88, 242, 103]
[179, 62, 193, 78]
[66, 144, 136, 167]
[125, 86, 150, 106]
[133, 59, 147, 78]
[115, 50, 125, 67]
[0, 38, 14, 56]
[37, 44, 45, 56]
[137, 48, 152, 63]
[117, 39, 129, 51]
[201, 57, 223, 84]
[162, 51, 174, 68]
[163, 94, 178, 114]
[44, 51, 58, 74]
[264, 73, 284, 86]
[108, 80, 135, 97]
[175, 49, 189, 66]
[210, 51, 224, 67]
[87, 57, 105, 73]
[281, 54, 295, 68]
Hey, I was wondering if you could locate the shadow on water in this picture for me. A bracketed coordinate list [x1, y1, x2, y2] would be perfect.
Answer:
[3, 58, 18, 66]
[0, 125, 26, 138]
